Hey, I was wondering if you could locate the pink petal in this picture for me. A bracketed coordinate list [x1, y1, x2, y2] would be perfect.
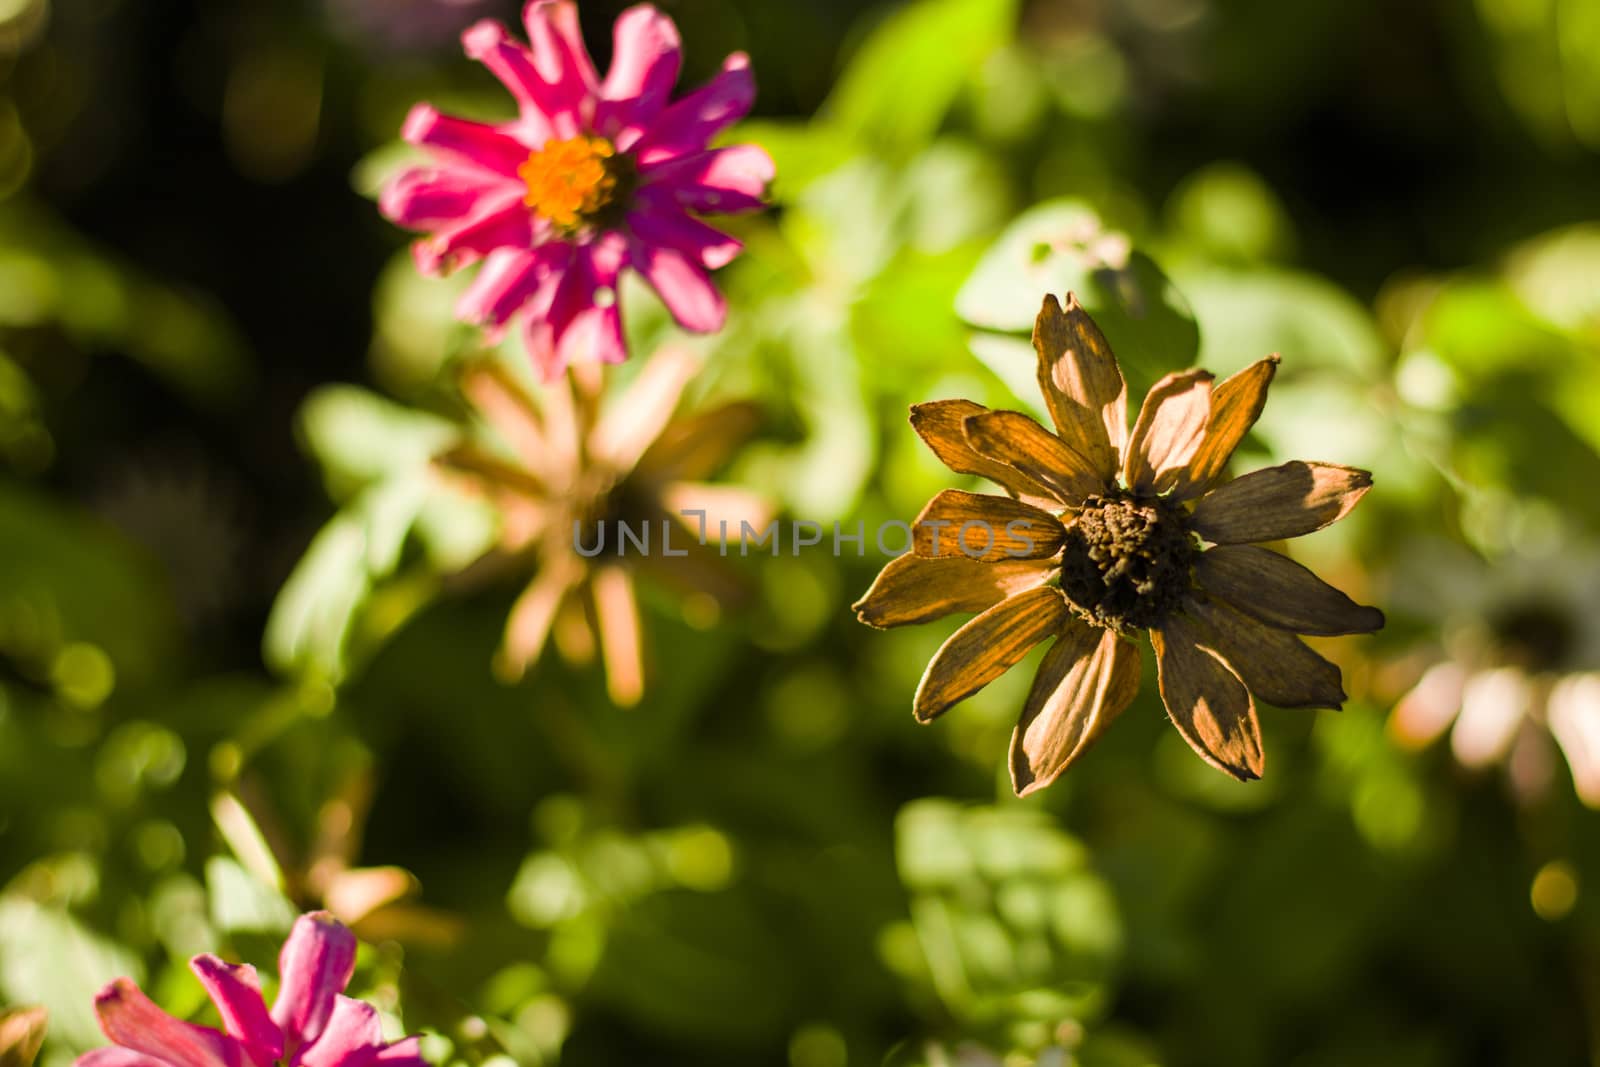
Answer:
[400, 104, 529, 177]
[629, 233, 726, 332]
[77, 1051, 171, 1067]
[523, 1, 599, 129]
[632, 53, 756, 165]
[94, 979, 241, 1067]
[596, 5, 682, 148]
[412, 191, 535, 276]
[368, 1039, 429, 1067]
[459, 20, 562, 142]
[296, 998, 383, 1067]
[456, 248, 551, 332]
[638, 144, 773, 214]
[520, 236, 627, 376]
[379, 166, 510, 230]
[190, 958, 283, 1067]
[628, 200, 742, 269]
[271, 913, 357, 1055]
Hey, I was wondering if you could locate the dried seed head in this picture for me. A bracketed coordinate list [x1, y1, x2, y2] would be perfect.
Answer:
[1059, 492, 1197, 634]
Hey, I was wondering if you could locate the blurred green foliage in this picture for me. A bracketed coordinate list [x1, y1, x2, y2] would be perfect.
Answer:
[1, 0, 1600, 1065]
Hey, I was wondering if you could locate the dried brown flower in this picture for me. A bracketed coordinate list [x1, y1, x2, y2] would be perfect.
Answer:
[855, 293, 1384, 794]
[436, 348, 768, 706]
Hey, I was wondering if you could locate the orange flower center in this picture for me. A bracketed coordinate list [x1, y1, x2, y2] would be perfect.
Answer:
[518, 136, 626, 230]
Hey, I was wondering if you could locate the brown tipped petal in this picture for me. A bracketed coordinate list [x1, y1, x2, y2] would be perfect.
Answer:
[963, 410, 1108, 507]
[1171, 355, 1279, 500]
[1152, 615, 1264, 780]
[1124, 369, 1214, 495]
[1032, 293, 1127, 482]
[1196, 544, 1384, 635]
[913, 586, 1068, 722]
[913, 490, 1065, 561]
[1184, 597, 1347, 710]
[1010, 625, 1142, 796]
[909, 399, 1059, 509]
[1190, 461, 1372, 544]
[853, 553, 1057, 628]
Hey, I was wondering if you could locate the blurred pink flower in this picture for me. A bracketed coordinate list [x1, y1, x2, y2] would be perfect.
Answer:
[381, 1, 774, 378]
[77, 912, 425, 1067]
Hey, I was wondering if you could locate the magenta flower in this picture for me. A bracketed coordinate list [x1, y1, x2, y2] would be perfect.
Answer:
[78, 912, 426, 1067]
[380, 1, 774, 378]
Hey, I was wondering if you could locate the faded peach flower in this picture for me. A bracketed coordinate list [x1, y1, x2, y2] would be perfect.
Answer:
[855, 293, 1384, 794]
[0, 1005, 47, 1067]
[435, 350, 768, 706]
[1387, 540, 1600, 809]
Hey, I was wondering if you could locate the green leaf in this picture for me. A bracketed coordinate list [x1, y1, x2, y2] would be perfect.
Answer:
[824, 0, 1019, 157]
[957, 201, 1200, 398]
[204, 856, 297, 936]
[0, 898, 143, 1050]
[298, 385, 455, 500]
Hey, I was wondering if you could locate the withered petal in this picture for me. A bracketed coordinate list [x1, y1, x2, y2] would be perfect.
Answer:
[1124, 369, 1214, 495]
[636, 401, 764, 483]
[1196, 543, 1384, 635]
[1170, 355, 1279, 501]
[1009, 623, 1142, 796]
[913, 585, 1068, 722]
[1184, 596, 1347, 710]
[909, 399, 1060, 510]
[1032, 293, 1127, 483]
[1152, 614, 1264, 780]
[461, 360, 548, 474]
[1190, 461, 1372, 545]
[912, 489, 1065, 561]
[853, 553, 1058, 628]
[963, 410, 1108, 507]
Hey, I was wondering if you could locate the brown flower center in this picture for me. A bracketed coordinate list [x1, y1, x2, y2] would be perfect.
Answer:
[1490, 601, 1576, 673]
[1059, 492, 1197, 634]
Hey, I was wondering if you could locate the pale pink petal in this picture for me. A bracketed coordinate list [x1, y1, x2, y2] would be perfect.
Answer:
[1388, 660, 1466, 750]
[77, 1050, 170, 1067]
[94, 979, 240, 1067]
[629, 235, 726, 332]
[296, 999, 383, 1067]
[459, 20, 563, 141]
[1450, 668, 1531, 769]
[190, 957, 282, 1066]
[627, 201, 742, 269]
[271, 913, 357, 1055]
[400, 104, 529, 177]
[379, 166, 509, 230]
[523, 1, 599, 128]
[597, 5, 682, 147]
[1548, 673, 1600, 808]
[412, 192, 535, 275]
[632, 53, 756, 165]
[638, 145, 774, 214]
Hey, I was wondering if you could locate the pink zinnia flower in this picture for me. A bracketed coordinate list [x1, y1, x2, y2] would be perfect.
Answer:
[78, 912, 426, 1067]
[380, 1, 774, 378]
